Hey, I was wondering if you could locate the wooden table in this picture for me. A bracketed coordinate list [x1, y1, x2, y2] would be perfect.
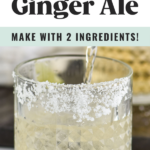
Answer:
[0, 87, 150, 149]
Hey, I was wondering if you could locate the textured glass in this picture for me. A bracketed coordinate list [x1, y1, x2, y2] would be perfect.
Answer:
[13, 56, 132, 150]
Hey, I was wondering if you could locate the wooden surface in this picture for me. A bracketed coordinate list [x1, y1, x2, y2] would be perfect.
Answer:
[0, 87, 150, 149]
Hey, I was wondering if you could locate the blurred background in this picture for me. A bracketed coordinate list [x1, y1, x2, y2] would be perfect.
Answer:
[0, 46, 150, 150]
[0, 46, 85, 149]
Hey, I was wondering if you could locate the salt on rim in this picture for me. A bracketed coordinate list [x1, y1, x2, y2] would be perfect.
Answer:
[13, 72, 132, 122]
[13, 55, 133, 122]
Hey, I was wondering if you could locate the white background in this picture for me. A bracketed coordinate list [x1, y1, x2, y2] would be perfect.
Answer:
[0, 0, 150, 27]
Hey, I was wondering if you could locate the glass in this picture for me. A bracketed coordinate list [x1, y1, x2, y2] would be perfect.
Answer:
[13, 55, 133, 150]
[97, 46, 150, 137]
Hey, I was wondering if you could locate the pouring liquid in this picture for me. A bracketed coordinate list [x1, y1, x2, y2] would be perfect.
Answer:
[84, 46, 97, 83]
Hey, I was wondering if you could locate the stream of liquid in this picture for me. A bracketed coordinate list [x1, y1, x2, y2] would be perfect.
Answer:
[84, 46, 97, 83]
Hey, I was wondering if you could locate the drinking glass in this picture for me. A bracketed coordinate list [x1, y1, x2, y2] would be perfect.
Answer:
[13, 55, 133, 150]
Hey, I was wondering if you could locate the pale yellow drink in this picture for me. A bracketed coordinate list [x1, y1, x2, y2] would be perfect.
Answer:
[15, 111, 132, 150]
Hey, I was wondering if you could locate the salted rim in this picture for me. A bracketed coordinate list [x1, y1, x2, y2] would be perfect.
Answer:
[14, 55, 133, 85]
